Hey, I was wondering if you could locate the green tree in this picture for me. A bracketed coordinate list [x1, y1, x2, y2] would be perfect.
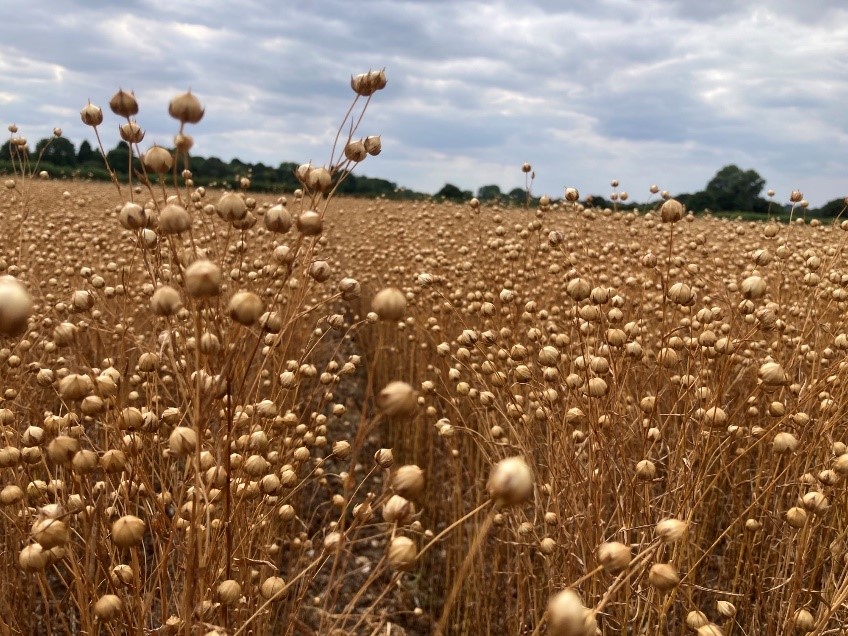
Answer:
[77, 140, 98, 165]
[814, 198, 848, 218]
[477, 184, 502, 201]
[436, 183, 466, 200]
[34, 137, 77, 167]
[704, 165, 765, 212]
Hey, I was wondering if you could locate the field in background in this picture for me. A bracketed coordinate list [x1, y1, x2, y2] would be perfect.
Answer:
[1, 177, 848, 636]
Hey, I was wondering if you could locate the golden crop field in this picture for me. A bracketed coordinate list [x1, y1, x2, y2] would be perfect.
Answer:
[2, 77, 848, 636]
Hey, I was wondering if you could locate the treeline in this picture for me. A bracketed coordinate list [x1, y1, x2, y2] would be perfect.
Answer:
[0, 136, 422, 199]
[438, 164, 846, 217]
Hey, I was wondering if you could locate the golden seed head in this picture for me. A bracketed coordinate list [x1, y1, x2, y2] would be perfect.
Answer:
[168, 90, 204, 124]
[93, 594, 123, 621]
[377, 381, 417, 417]
[168, 426, 197, 457]
[216, 579, 241, 605]
[655, 518, 688, 543]
[392, 464, 425, 499]
[660, 198, 684, 223]
[0, 276, 32, 337]
[80, 102, 103, 126]
[374, 448, 394, 469]
[31, 518, 69, 549]
[119, 121, 145, 144]
[648, 563, 679, 591]
[227, 291, 264, 326]
[387, 536, 417, 571]
[109, 89, 139, 118]
[716, 600, 736, 618]
[159, 204, 192, 234]
[151, 285, 183, 317]
[487, 456, 534, 506]
[184, 260, 222, 298]
[260, 576, 286, 600]
[142, 145, 173, 174]
[546, 589, 597, 636]
[597, 541, 631, 572]
[565, 187, 579, 202]
[111, 515, 146, 548]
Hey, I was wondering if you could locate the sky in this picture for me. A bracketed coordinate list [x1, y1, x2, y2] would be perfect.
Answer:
[1, 0, 847, 206]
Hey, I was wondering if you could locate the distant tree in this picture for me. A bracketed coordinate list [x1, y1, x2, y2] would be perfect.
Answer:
[34, 137, 77, 167]
[704, 165, 765, 212]
[77, 140, 98, 165]
[477, 184, 502, 200]
[1, 139, 30, 160]
[436, 183, 465, 200]
[507, 187, 526, 202]
[683, 191, 716, 212]
[814, 197, 848, 218]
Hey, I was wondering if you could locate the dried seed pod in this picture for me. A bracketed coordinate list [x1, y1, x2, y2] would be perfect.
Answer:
[119, 202, 147, 229]
[31, 518, 69, 549]
[547, 589, 597, 636]
[660, 198, 684, 223]
[374, 448, 394, 468]
[372, 287, 406, 320]
[648, 563, 679, 591]
[716, 600, 736, 618]
[0, 276, 32, 337]
[392, 465, 425, 499]
[169, 426, 197, 456]
[344, 139, 367, 162]
[143, 145, 173, 173]
[119, 121, 145, 143]
[260, 576, 286, 600]
[791, 608, 814, 631]
[112, 515, 145, 548]
[184, 260, 222, 298]
[364, 135, 382, 156]
[655, 518, 688, 543]
[217, 580, 241, 605]
[597, 541, 631, 572]
[80, 102, 103, 126]
[151, 285, 183, 316]
[59, 373, 94, 401]
[168, 91, 204, 124]
[93, 594, 123, 621]
[159, 204, 192, 234]
[227, 291, 264, 326]
[772, 432, 798, 454]
[264, 204, 292, 233]
[382, 494, 414, 524]
[109, 89, 138, 117]
[296, 210, 323, 235]
[217, 193, 247, 221]
[377, 381, 417, 417]
[488, 456, 533, 506]
[387, 536, 417, 571]
[306, 166, 333, 193]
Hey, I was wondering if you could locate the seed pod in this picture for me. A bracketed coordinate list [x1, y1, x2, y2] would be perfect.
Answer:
[184, 260, 222, 298]
[655, 518, 688, 543]
[377, 381, 417, 417]
[546, 589, 597, 636]
[159, 204, 191, 234]
[80, 102, 103, 126]
[660, 198, 684, 223]
[111, 515, 145, 548]
[19, 543, 49, 571]
[227, 291, 264, 326]
[119, 121, 145, 144]
[0, 276, 32, 336]
[306, 167, 333, 193]
[217, 580, 241, 605]
[374, 448, 394, 468]
[759, 362, 788, 387]
[260, 576, 286, 600]
[59, 373, 94, 401]
[168, 91, 204, 124]
[31, 518, 69, 549]
[143, 145, 173, 174]
[296, 210, 323, 235]
[382, 494, 414, 524]
[791, 608, 814, 631]
[264, 204, 292, 233]
[119, 202, 147, 229]
[151, 285, 183, 316]
[716, 600, 736, 618]
[488, 456, 533, 506]
[648, 563, 679, 591]
[93, 595, 123, 621]
[168, 426, 197, 457]
[217, 192, 247, 221]
[47, 436, 79, 464]
[344, 139, 367, 162]
[564, 187, 580, 202]
[741, 275, 767, 300]
[0, 484, 24, 505]
[773, 432, 798, 454]
[387, 536, 417, 571]
[597, 541, 631, 572]
[364, 135, 382, 156]
[109, 89, 138, 117]
[392, 465, 425, 499]
[372, 287, 406, 320]
[785, 506, 807, 528]
[338, 277, 360, 300]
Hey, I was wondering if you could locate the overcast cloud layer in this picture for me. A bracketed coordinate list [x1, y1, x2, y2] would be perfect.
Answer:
[2, 0, 846, 205]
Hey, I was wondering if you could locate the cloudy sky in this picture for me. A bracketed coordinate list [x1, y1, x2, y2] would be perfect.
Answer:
[2, 0, 847, 206]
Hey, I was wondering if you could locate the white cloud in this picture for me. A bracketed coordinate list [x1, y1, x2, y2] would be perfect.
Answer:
[0, 0, 846, 206]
